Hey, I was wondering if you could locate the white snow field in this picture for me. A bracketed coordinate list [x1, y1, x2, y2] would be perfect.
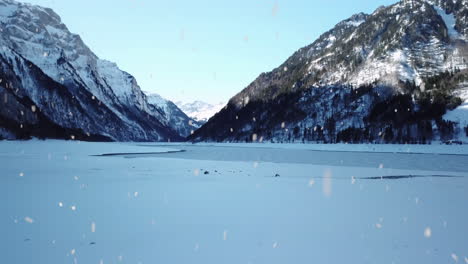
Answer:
[1, 140, 468, 264]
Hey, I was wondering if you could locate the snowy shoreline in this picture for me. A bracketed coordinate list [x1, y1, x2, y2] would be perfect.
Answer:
[143, 141, 468, 155]
[3, 139, 468, 155]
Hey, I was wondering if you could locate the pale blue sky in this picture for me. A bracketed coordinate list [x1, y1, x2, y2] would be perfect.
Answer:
[24, 0, 396, 104]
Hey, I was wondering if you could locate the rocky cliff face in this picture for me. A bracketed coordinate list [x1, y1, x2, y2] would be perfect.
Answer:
[190, 0, 468, 143]
[0, 0, 190, 141]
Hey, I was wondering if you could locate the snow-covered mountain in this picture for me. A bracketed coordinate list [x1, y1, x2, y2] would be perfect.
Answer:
[191, 0, 468, 143]
[176, 101, 225, 123]
[146, 93, 202, 136]
[0, 0, 191, 141]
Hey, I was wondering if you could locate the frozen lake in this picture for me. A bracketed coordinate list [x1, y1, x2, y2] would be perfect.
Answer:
[1, 141, 467, 264]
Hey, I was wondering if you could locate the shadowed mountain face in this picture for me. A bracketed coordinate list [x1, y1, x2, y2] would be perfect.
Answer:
[0, 0, 193, 141]
[190, 0, 468, 143]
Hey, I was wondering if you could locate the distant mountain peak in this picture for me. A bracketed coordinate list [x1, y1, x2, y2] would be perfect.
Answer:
[176, 101, 225, 123]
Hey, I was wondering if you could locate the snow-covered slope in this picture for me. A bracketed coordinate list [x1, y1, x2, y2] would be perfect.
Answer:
[191, 0, 468, 143]
[0, 0, 187, 141]
[443, 84, 468, 139]
[176, 101, 225, 123]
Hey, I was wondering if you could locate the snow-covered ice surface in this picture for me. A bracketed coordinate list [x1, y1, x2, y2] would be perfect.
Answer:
[1, 141, 468, 264]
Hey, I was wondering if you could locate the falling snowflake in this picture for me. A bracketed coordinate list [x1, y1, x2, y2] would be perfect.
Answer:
[252, 134, 258, 142]
[322, 169, 332, 197]
[58, 202, 63, 207]
[24, 217, 34, 224]
[452, 254, 459, 262]
[70, 249, 76, 255]
[91, 222, 96, 233]
[193, 169, 200, 176]
[179, 29, 185, 41]
[283, 66, 288, 72]
[308, 179, 315, 187]
[71, 205, 76, 211]
[31, 105, 37, 112]
[351, 176, 356, 185]
[281, 122, 286, 129]
[375, 223, 382, 229]
[19, 172, 24, 177]
[272, 1, 279, 17]
[378, 164, 384, 169]
[223, 230, 228, 241]
[272, 242, 278, 248]
[134, 191, 139, 197]
[424, 227, 432, 238]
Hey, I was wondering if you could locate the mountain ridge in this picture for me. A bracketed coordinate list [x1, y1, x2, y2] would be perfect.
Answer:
[190, 0, 468, 143]
[0, 0, 194, 141]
